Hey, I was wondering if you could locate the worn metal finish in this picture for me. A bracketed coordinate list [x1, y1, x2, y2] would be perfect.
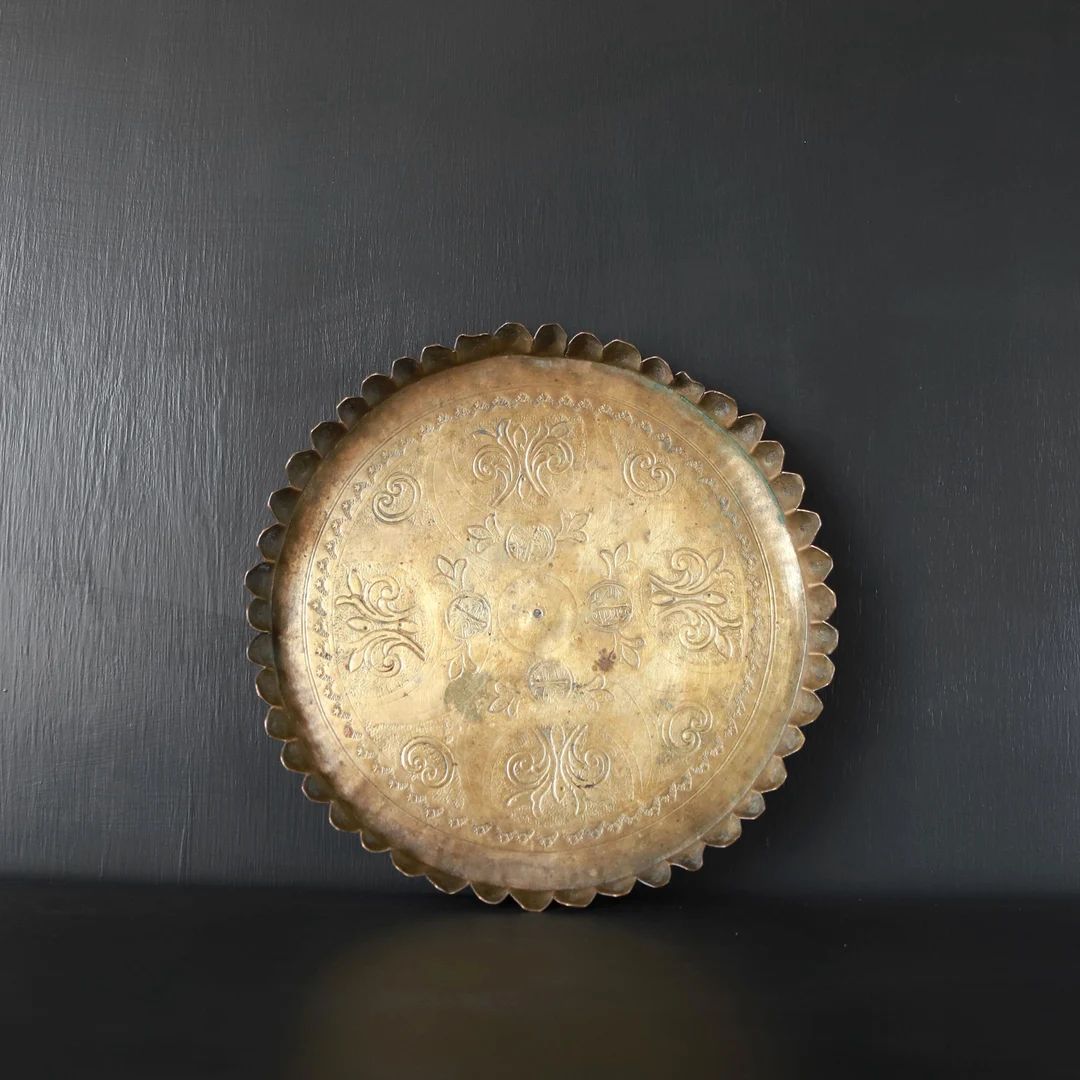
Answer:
[247, 324, 836, 909]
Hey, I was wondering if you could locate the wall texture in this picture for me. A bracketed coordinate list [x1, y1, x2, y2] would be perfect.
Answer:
[1, 0, 1078, 896]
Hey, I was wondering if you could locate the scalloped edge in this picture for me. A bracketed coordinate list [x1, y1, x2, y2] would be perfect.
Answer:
[247, 323, 836, 911]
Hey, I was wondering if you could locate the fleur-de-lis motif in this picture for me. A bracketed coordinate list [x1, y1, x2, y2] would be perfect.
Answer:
[471, 418, 574, 505]
[506, 724, 611, 815]
[335, 570, 424, 676]
[649, 548, 742, 658]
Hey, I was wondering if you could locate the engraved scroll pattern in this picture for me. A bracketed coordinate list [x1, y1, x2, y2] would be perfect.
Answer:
[372, 471, 420, 523]
[622, 450, 675, 496]
[662, 703, 714, 753]
[401, 736, 456, 788]
[649, 548, 743, 659]
[335, 571, 425, 676]
[312, 392, 769, 848]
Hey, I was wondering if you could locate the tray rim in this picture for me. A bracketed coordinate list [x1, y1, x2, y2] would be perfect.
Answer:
[245, 322, 837, 910]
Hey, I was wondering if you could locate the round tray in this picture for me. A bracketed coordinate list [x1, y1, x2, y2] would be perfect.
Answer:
[246, 323, 836, 909]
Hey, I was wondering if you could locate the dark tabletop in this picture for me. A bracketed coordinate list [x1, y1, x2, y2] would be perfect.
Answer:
[4, 883, 1077, 1079]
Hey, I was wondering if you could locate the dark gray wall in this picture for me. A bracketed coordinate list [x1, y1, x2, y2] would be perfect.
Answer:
[1, 0, 1078, 896]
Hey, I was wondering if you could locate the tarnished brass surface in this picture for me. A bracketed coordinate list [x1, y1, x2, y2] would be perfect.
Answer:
[247, 324, 836, 910]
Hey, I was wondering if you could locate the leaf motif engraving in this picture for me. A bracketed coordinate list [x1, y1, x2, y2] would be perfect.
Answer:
[436, 554, 490, 679]
[467, 509, 590, 561]
[467, 513, 501, 553]
[556, 508, 591, 545]
[587, 543, 644, 669]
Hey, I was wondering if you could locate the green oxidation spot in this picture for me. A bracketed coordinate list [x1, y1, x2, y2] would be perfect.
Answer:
[443, 668, 489, 723]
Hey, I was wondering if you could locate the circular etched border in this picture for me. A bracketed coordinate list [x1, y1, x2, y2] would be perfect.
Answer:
[246, 323, 837, 911]
[307, 381, 774, 854]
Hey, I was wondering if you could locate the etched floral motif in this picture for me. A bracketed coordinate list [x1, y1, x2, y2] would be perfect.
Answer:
[467, 508, 590, 562]
[372, 471, 420, 523]
[586, 543, 644, 668]
[401, 736, 456, 788]
[649, 547, 742, 658]
[661, 702, 714, 753]
[436, 555, 490, 679]
[488, 680, 523, 717]
[506, 724, 611, 815]
[335, 570, 424, 675]
[471, 418, 574, 505]
[622, 449, 675, 496]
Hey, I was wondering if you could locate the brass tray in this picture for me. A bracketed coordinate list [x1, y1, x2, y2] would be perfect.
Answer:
[246, 323, 836, 909]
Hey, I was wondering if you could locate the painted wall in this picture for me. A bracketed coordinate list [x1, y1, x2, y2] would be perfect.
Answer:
[2, 0, 1078, 895]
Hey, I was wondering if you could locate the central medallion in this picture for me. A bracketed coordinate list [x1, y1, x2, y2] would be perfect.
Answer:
[496, 573, 580, 655]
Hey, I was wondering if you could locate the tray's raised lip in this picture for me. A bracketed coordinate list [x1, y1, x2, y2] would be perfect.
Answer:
[245, 323, 837, 911]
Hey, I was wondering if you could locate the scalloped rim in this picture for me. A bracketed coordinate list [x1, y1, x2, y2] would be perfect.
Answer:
[246, 323, 836, 911]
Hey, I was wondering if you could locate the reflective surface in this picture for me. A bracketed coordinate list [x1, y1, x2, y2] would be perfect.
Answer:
[2, 883, 1075, 1078]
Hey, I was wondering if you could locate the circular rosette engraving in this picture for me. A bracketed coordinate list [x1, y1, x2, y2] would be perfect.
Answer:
[588, 580, 632, 629]
[446, 593, 491, 639]
[435, 555, 492, 680]
[488, 660, 614, 719]
[586, 544, 644, 668]
[504, 522, 556, 562]
[466, 509, 592, 563]
[526, 659, 575, 701]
